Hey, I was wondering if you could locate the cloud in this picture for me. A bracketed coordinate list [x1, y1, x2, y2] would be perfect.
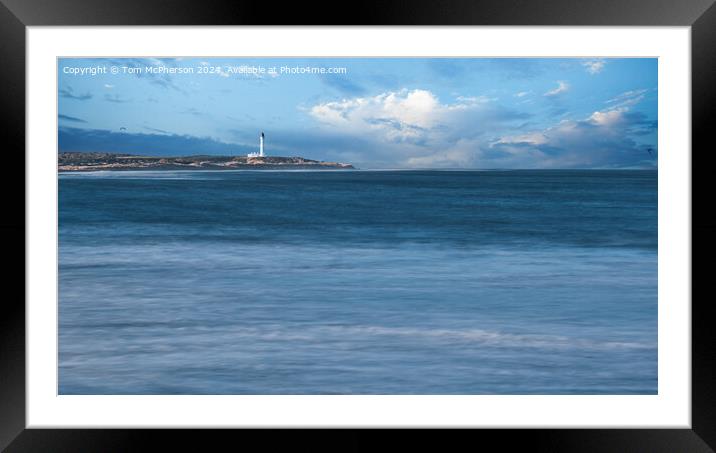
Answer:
[483, 100, 657, 168]
[606, 89, 648, 109]
[456, 95, 495, 103]
[582, 59, 606, 74]
[58, 127, 246, 156]
[180, 108, 204, 117]
[143, 126, 170, 134]
[307, 88, 529, 168]
[319, 74, 365, 95]
[58, 114, 87, 123]
[59, 87, 92, 101]
[304, 86, 655, 169]
[104, 84, 115, 89]
[309, 89, 515, 144]
[104, 94, 132, 103]
[514, 91, 530, 98]
[403, 145, 478, 168]
[493, 132, 548, 146]
[103, 58, 186, 94]
[544, 81, 569, 97]
[310, 89, 441, 140]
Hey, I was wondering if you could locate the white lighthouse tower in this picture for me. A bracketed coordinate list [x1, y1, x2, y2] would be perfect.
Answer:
[248, 131, 265, 158]
[259, 131, 265, 157]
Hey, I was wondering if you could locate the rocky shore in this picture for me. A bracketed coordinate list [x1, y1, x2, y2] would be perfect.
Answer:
[58, 152, 354, 171]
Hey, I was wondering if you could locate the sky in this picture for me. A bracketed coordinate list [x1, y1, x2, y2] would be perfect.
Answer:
[58, 57, 657, 169]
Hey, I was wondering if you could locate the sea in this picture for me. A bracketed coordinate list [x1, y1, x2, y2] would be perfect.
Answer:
[58, 170, 657, 394]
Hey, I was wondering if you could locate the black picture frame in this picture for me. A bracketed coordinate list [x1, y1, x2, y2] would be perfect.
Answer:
[3, 0, 713, 450]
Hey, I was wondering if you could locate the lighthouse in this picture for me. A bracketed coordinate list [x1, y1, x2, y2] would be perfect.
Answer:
[247, 131, 266, 157]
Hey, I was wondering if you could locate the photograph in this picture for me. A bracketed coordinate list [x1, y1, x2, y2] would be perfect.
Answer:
[57, 56, 659, 396]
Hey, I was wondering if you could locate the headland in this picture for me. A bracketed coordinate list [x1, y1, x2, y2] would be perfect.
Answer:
[58, 152, 354, 171]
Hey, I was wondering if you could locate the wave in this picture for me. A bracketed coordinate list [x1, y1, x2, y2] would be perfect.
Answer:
[314, 325, 653, 351]
[62, 321, 652, 352]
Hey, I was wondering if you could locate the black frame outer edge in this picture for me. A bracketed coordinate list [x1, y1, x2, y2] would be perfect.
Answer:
[692, 0, 716, 450]
[0, 0, 27, 451]
[0, 0, 714, 25]
[1, 0, 714, 451]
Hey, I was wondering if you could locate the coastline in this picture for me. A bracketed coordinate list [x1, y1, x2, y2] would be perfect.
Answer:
[58, 152, 355, 172]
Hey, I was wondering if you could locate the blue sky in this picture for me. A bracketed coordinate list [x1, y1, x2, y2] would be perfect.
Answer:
[58, 57, 657, 169]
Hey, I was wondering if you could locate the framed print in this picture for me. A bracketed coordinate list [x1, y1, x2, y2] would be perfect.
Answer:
[4, 0, 714, 450]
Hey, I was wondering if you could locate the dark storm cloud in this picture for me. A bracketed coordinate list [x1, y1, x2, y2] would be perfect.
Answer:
[58, 127, 250, 156]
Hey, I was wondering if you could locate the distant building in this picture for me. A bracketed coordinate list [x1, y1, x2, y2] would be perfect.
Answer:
[247, 132, 265, 157]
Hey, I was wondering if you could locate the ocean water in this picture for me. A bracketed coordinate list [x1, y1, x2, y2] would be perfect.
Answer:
[58, 170, 657, 394]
